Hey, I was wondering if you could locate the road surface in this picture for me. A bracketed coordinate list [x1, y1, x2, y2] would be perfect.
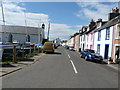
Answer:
[2, 47, 118, 88]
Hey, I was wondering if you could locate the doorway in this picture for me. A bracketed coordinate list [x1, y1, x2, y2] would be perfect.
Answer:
[104, 44, 109, 59]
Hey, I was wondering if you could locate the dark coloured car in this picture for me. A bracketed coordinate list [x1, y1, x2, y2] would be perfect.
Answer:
[80, 49, 103, 63]
[69, 46, 75, 51]
[64, 45, 69, 49]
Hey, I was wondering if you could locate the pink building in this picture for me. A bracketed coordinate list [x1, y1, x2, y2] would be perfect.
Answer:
[85, 19, 96, 50]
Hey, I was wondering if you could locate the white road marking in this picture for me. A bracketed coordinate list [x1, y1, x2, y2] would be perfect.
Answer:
[68, 54, 70, 58]
[70, 60, 78, 74]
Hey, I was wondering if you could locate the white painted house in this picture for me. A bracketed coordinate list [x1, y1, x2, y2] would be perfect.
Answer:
[94, 8, 120, 59]
[79, 26, 88, 51]
[94, 25, 114, 59]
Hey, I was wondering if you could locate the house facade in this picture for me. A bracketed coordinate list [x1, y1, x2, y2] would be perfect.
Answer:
[79, 26, 88, 51]
[94, 8, 120, 59]
[112, 16, 120, 62]
[85, 19, 96, 50]
[67, 36, 75, 47]
[94, 25, 114, 59]
[74, 33, 80, 51]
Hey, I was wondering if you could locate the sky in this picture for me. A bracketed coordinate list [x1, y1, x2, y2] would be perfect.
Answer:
[0, 1, 118, 40]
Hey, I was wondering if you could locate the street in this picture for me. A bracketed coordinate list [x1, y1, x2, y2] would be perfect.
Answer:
[2, 46, 118, 88]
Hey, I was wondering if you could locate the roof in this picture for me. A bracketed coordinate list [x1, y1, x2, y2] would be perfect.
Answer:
[94, 15, 120, 32]
[0, 25, 43, 35]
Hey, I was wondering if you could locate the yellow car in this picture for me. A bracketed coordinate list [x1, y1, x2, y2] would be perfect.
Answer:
[43, 42, 55, 53]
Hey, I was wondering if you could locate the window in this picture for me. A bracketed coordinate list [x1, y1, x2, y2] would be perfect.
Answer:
[106, 27, 110, 40]
[116, 25, 120, 38]
[8, 33, 13, 43]
[83, 35, 85, 41]
[97, 44, 100, 54]
[97, 22, 101, 28]
[115, 46, 120, 59]
[26, 35, 30, 42]
[98, 30, 101, 41]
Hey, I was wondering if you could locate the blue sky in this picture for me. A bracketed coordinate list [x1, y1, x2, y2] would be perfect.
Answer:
[23, 2, 88, 26]
[0, 1, 118, 40]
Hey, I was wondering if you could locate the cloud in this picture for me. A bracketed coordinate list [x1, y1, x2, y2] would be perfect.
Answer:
[0, 1, 49, 26]
[0, 1, 81, 40]
[49, 23, 79, 40]
[76, 2, 117, 21]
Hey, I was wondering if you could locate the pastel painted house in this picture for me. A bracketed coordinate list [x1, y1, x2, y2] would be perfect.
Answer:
[79, 26, 88, 51]
[67, 36, 75, 47]
[112, 15, 120, 62]
[74, 33, 80, 51]
[85, 19, 96, 50]
[94, 8, 120, 59]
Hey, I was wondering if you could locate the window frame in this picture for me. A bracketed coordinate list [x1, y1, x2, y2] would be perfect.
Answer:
[105, 27, 110, 40]
[98, 30, 101, 41]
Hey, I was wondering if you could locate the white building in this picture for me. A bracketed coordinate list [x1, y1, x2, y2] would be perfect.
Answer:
[79, 26, 88, 51]
[94, 8, 120, 59]
[0, 25, 44, 44]
[94, 25, 114, 59]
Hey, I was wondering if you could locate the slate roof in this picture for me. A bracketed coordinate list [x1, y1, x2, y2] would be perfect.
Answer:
[0, 25, 43, 35]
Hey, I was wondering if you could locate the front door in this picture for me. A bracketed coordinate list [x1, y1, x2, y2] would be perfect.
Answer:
[104, 45, 109, 59]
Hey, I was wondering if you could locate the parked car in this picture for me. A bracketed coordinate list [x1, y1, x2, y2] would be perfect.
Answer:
[80, 49, 103, 63]
[17, 50, 25, 56]
[64, 45, 69, 49]
[43, 42, 55, 53]
[69, 46, 75, 51]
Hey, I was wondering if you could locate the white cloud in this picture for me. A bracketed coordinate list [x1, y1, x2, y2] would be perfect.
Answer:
[0, 1, 81, 40]
[76, 2, 117, 21]
[49, 23, 79, 40]
[0, 1, 49, 26]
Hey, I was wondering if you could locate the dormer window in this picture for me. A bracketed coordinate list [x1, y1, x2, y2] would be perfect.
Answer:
[97, 22, 101, 28]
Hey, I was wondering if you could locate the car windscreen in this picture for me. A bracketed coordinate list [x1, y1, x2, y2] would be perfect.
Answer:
[88, 50, 95, 53]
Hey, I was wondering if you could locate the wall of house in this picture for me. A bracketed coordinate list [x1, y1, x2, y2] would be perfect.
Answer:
[80, 34, 86, 51]
[0, 25, 44, 44]
[86, 32, 94, 50]
[68, 37, 74, 47]
[94, 26, 114, 59]
[74, 34, 80, 51]
[112, 24, 120, 62]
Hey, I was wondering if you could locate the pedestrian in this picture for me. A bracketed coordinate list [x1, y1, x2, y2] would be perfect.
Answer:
[115, 48, 119, 60]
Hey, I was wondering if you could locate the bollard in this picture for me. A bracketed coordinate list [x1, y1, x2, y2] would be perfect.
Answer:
[13, 46, 16, 63]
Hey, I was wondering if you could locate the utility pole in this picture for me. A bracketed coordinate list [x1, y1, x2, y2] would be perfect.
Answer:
[24, 11, 28, 42]
[47, 23, 50, 41]
[1, 0, 6, 42]
[1, 0, 5, 26]
[118, 1, 120, 11]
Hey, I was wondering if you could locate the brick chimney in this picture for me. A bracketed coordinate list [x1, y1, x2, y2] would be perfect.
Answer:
[89, 19, 96, 30]
[108, 7, 120, 20]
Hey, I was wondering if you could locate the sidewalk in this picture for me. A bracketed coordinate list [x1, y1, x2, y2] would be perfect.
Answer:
[0, 53, 44, 77]
[103, 59, 119, 71]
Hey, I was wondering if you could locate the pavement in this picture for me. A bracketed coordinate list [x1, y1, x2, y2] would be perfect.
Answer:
[0, 50, 119, 77]
[102, 59, 119, 71]
[0, 53, 45, 77]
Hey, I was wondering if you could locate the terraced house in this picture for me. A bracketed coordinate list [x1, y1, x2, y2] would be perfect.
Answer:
[94, 8, 120, 60]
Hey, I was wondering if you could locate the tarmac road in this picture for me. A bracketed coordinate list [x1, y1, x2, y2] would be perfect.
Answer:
[2, 46, 118, 88]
